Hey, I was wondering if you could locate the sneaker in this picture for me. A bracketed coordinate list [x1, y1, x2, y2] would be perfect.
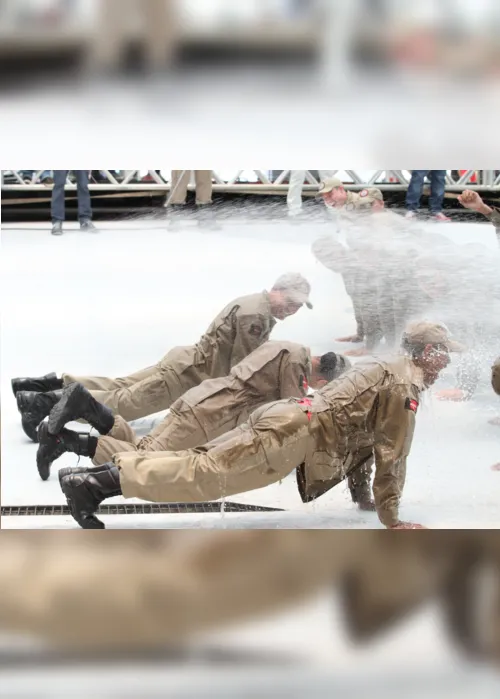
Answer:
[405, 211, 417, 219]
[80, 220, 98, 232]
[51, 221, 63, 236]
[432, 212, 451, 222]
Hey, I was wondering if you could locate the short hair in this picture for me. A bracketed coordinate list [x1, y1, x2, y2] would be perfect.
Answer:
[319, 352, 338, 382]
[400, 335, 427, 359]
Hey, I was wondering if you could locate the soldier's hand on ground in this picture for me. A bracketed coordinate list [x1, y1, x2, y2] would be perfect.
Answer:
[345, 347, 371, 357]
[389, 521, 428, 529]
[458, 190, 484, 211]
[336, 334, 363, 343]
[435, 388, 467, 402]
[491, 463, 500, 471]
[358, 500, 377, 512]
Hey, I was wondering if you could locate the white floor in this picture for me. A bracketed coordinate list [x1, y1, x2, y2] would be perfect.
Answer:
[1, 217, 499, 529]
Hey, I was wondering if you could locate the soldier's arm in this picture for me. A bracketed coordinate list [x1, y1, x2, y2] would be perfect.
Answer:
[279, 355, 310, 399]
[458, 191, 500, 246]
[372, 386, 418, 528]
[230, 313, 270, 368]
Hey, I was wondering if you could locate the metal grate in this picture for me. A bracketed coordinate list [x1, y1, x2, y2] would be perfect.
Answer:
[1, 501, 284, 517]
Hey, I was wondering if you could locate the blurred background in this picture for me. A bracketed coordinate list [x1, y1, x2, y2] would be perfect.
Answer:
[1, 0, 500, 86]
[0, 1, 499, 163]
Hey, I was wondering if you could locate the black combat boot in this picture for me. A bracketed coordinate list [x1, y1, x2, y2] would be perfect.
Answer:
[48, 382, 115, 436]
[36, 421, 98, 481]
[11, 372, 63, 397]
[59, 463, 122, 529]
[349, 482, 377, 512]
[16, 389, 64, 442]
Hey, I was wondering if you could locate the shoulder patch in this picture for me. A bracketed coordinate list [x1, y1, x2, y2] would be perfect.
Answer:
[405, 397, 419, 413]
[359, 189, 368, 198]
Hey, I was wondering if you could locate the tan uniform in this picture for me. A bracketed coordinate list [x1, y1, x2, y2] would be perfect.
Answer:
[62, 292, 277, 422]
[93, 341, 329, 463]
[343, 189, 381, 212]
[114, 356, 423, 528]
[493, 357, 500, 395]
[169, 170, 213, 206]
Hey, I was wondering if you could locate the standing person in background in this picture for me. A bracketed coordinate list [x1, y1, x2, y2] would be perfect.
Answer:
[90, 0, 179, 76]
[51, 170, 96, 236]
[287, 170, 337, 218]
[166, 170, 216, 227]
[405, 170, 450, 221]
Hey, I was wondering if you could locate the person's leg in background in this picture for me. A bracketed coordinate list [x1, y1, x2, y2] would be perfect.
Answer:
[194, 171, 218, 229]
[74, 171, 96, 231]
[142, 0, 179, 72]
[429, 170, 450, 221]
[168, 170, 190, 205]
[287, 170, 306, 217]
[194, 171, 213, 206]
[51, 170, 69, 236]
[88, 0, 126, 76]
[405, 170, 428, 218]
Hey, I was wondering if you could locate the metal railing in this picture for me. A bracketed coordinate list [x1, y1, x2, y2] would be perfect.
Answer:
[2, 170, 500, 194]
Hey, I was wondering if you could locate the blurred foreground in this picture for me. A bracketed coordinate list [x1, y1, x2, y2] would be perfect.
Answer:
[0, 532, 500, 698]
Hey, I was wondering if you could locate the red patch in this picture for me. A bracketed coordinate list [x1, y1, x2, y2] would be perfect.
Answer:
[405, 398, 419, 413]
[298, 396, 313, 420]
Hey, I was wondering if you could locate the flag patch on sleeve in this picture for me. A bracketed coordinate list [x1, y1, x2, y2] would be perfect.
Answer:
[405, 398, 419, 413]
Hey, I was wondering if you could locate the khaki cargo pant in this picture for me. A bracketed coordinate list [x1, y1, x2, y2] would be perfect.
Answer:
[114, 399, 372, 505]
[169, 170, 213, 205]
[62, 362, 189, 422]
[115, 399, 311, 502]
[93, 408, 210, 465]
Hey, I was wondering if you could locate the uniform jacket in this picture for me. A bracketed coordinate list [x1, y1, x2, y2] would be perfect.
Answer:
[168, 341, 350, 443]
[163, 291, 277, 391]
[298, 356, 425, 527]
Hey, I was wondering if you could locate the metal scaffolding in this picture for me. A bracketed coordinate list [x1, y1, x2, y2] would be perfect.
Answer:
[2, 170, 500, 195]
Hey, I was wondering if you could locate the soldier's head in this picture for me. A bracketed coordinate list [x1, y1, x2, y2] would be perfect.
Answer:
[270, 273, 313, 320]
[400, 320, 464, 386]
[310, 352, 348, 389]
[317, 177, 347, 207]
[492, 357, 500, 396]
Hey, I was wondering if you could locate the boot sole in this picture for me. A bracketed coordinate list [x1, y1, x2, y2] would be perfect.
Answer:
[48, 383, 81, 435]
[60, 477, 105, 529]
